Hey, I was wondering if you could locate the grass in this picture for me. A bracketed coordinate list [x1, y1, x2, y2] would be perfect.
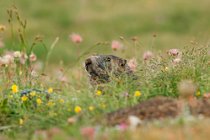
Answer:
[0, 0, 210, 139]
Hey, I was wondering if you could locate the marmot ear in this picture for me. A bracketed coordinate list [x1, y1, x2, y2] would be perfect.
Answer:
[123, 59, 127, 64]
[85, 58, 92, 70]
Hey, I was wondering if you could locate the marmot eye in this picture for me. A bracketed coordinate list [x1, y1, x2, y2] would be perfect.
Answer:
[120, 59, 127, 67]
[106, 57, 111, 61]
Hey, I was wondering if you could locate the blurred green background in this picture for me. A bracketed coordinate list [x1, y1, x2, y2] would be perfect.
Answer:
[1, 0, 210, 64]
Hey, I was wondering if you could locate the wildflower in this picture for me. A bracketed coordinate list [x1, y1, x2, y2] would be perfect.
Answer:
[195, 91, 201, 97]
[128, 115, 142, 130]
[164, 67, 169, 71]
[100, 103, 106, 109]
[19, 118, 24, 125]
[0, 25, 6, 32]
[21, 95, 28, 102]
[88, 106, 94, 111]
[36, 98, 42, 105]
[128, 58, 137, 72]
[30, 91, 36, 97]
[29, 53, 37, 62]
[31, 70, 38, 77]
[134, 91, 141, 97]
[70, 33, 83, 43]
[13, 51, 21, 58]
[167, 49, 179, 56]
[47, 101, 54, 107]
[59, 99, 64, 103]
[0, 54, 14, 65]
[48, 87, 53, 94]
[11, 84, 19, 94]
[95, 90, 102, 96]
[20, 53, 28, 64]
[143, 51, 153, 61]
[19, 71, 22, 75]
[111, 40, 122, 51]
[74, 106, 82, 113]
[117, 123, 128, 131]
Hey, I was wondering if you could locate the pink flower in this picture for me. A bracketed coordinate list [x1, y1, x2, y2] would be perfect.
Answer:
[168, 49, 179, 56]
[70, 33, 83, 43]
[29, 53, 37, 62]
[128, 58, 137, 71]
[0, 54, 14, 65]
[143, 51, 153, 61]
[80, 127, 95, 140]
[20, 53, 28, 64]
[111, 40, 122, 51]
[117, 123, 128, 131]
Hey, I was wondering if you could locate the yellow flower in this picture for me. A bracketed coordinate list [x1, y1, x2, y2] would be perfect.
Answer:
[0, 25, 6, 32]
[59, 99, 64, 103]
[36, 98, 42, 105]
[164, 67, 169, 72]
[88, 106, 94, 111]
[48, 87, 53, 94]
[47, 101, 54, 107]
[21, 95, 28, 102]
[100, 103, 106, 109]
[134, 91, 142, 97]
[11, 84, 19, 94]
[30, 91, 36, 97]
[19, 119, 24, 125]
[196, 91, 201, 97]
[74, 106, 82, 113]
[96, 90, 102, 96]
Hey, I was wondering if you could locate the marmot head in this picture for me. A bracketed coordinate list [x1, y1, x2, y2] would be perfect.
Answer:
[84, 55, 131, 85]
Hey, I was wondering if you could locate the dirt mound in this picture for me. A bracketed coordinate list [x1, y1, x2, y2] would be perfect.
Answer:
[106, 96, 210, 126]
[106, 96, 180, 125]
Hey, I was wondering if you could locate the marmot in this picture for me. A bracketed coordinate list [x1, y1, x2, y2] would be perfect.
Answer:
[84, 55, 134, 86]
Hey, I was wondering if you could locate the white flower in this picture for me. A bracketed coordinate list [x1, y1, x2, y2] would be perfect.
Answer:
[128, 115, 142, 130]
[31, 70, 38, 77]
[14, 51, 21, 58]
[143, 51, 153, 60]
[0, 54, 14, 65]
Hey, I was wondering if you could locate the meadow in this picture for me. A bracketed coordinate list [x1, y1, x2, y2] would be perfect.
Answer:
[0, 0, 210, 139]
